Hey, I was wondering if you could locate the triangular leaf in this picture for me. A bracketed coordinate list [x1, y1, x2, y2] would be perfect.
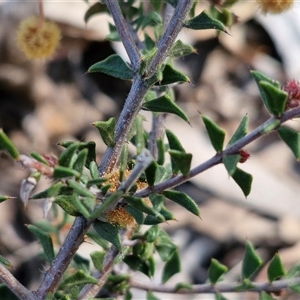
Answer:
[90, 251, 106, 271]
[84, 2, 106, 23]
[59, 270, 98, 289]
[142, 11, 162, 29]
[143, 95, 189, 123]
[93, 117, 116, 147]
[267, 253, 285, 282]
[162, 249, 181, 283]
[27, 224, 55, 263]
[123, 255, 151, 277]
[242, 241, 262, 279]
[223, 154, 240, 176]
[88, 54, 134, 80]
[231, 167, 253, 197]
[163, 190, 200, 217]
[168, 150, 192, 176]
[278, 126, 300, 160]
[255, 81, 287, 117]
[251, 70, 281, 89]
[208, 258, 228, 284]
[156, 64, 190, 86]
[58, 143, 79, 167]
[72, 149, 88, 176]
[185, 11, 227, 32]
[227, 115, 249, 146]
[155, 229, 176, 262]
[54, 195, 81, 216]
[169, 40, 195, 58]
[202, 115, 226, 152]
[93, 220, 122, 250]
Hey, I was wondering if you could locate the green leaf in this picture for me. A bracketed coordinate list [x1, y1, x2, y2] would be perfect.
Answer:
[139, 242, 155, 261]
[32, 182, 63, 199]
[53, 166, 80, 179]
[86, 178, 107, 188]
[162, 249, 181, 283]
[88, 54, 133, 80]
[135, 115, 145, 155]
[0, 195, 15, 204]
[147, 291, 161, 300]
[278, 126, 300, 160]
[255, 81, 288, 117]
[59, 270, 98, 289]
[30, 152, 50, 165]
[144, 205, 175, 225]
[267, 253, 285, 282]
[58, 143, 79, 167]
[168, 150, 192, 176]
[93, 117, 116, 147]
[156, 138, 165, 165]
[73, 253, 90, 273]
[0, 284, 19, 300]
[27, 224, 55, 263]
[208, 258, 228, 284]
[0, 255, 13, 268]
[215, 293, 228, 300]
[143, 95, 189, 123]
[84, 2, 106, 23]
[223, 154, 240, 176]
[86, 231, 110, 250]
[166, 129, 185, 152]
[145, 161, 158, 186]
[72, 149, 88, 176]
[106, 23, 121, 42]
[93, 220, 122, 250]
[0, 129, 20, 159]
[123, 255, 151, 277]
[227, 115, 249, 146]
[169, 40, 195, 58]
[231, 167, 253, 197]
[124, 196, 165, 222]
[242, 241, 262, 279]
[163, 190, 200, 217]
[202, 115, 226, 152]
[125, 205, 145, 225]
[144, 225, 160, 243]
[54, 195, 81, 216]
[259, 292, 276, 300]
[89, 161, 100, 179]
[175, 282, 193, 291]
[155, 229, 176, 262]
[144, 33, 156, 51]
[90, 251, 106, 271]
[185, 11, 227, 32]
[70, 194, 94, 218]
[142, 11, 162, 29]
[67, 179, 95, 198]
[156, 64, 190, 86]
[251, 70, 281, 89]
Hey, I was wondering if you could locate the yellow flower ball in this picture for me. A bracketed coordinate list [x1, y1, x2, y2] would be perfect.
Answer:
[107, 207, 137, 229]
[256, 0, 294, 14]
[17, 16, 61, 60]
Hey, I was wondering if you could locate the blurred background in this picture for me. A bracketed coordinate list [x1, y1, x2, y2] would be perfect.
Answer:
[1, 1, 300, 299]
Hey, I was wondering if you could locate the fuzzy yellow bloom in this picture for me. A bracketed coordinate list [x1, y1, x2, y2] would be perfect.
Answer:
[256, 0, 294, 14]
[107, 207, 137, 229]
[17, 16, 61, 59]
[103, 168, 151, 228]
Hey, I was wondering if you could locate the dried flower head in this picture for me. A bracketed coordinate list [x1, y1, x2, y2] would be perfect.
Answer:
[106, 206, 137, 229]
[17, 16, 61, 59]
[256, 0, 294, 14]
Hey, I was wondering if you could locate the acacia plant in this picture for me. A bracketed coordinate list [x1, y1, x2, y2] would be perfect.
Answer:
[1, 0, 300, 299]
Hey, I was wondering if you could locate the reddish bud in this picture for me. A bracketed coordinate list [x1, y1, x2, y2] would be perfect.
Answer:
[239, 149, 250, 163]
[284, 79, 300, 108]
